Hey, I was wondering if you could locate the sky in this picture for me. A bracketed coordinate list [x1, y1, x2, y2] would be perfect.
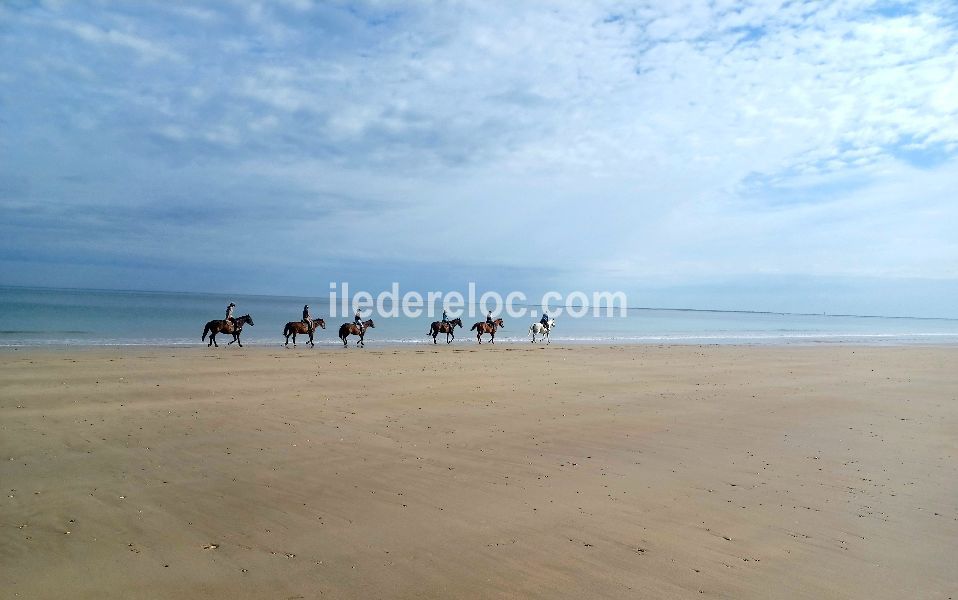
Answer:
[1, 0, 957, 317]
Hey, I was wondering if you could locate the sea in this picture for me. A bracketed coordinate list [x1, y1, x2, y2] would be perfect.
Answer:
[2, 286, 958, 348]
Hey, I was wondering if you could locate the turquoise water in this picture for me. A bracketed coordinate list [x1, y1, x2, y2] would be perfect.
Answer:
[2, 286, 958, 347]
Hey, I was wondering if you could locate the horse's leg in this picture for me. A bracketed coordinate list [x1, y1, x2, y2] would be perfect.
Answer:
[237, 333, 243, 347]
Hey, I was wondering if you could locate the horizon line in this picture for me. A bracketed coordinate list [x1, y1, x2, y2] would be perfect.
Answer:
[1, 283, 956, 323]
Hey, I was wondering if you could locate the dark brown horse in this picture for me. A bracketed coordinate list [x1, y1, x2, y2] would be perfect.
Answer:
[427, 317, 463, 344]
[283, 318, 326, 347]
[202, 314, 254, 347]
[470, 318, 504, 344]
[338, 319, 375, 347]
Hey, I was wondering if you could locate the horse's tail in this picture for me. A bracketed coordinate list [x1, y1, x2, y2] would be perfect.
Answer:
[202, 322, 211, 341]
[470, 323, 478, 331]
[283, 323, 291, 337]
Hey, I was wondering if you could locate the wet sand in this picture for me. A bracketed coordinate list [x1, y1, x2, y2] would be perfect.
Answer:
[1, 345, 956, 599]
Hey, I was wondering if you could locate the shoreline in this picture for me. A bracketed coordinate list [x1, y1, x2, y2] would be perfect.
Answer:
[3, 334, 958, 352]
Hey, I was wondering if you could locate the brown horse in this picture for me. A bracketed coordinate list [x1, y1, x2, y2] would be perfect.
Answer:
[427, 317, 463, 344]
[202, 314, 254, 348]
[470, 318, 504, 344]
[283, 318, 326, 347]
[338, 319, 375, 347]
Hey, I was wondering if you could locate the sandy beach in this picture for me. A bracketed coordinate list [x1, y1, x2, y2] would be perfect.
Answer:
[1, 345, 956, 599]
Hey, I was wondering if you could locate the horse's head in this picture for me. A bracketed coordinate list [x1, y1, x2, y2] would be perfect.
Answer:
[240, 315, 254, 325]
[495, 318, 505, 328]
[316, 318, 326, 329]
[365, 319, 375, 328]
[549, 319, 555, 328]
[452, 317, 463, 327]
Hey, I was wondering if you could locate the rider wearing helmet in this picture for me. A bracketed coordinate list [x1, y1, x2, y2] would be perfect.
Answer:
[303, 304, 313, 334]
[354, 310, 364, 333]
[225, 302, 236, 326]
[540, 312, 550, 331]
[486, 310, 494, 325]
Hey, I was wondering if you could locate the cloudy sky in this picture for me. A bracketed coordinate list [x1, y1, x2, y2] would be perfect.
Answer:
[2, 0, 957, 316]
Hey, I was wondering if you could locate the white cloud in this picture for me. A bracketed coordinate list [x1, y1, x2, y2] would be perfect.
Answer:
[51, 19, 182, 62]
[3, 0, 958, 301]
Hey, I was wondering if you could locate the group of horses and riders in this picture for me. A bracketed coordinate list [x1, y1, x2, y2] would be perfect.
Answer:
[203, 303, 555, 349]
[203, 303, 374, 348]
[427, 310, 553, 344]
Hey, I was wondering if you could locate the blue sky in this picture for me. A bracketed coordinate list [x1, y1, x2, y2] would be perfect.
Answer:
[1, 0, 957, 316]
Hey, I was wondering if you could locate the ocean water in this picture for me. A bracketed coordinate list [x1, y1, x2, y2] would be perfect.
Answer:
[2, 286, 957, 348]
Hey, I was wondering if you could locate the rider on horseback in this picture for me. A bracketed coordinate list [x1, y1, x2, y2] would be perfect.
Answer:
[486, 310, 494, 325]
[355, 310, 364, 333]
[303, 304, 313, 334]
[540, 312, 550, 331]
[442, 309, 449, 324]
[225, 302, 236, 326]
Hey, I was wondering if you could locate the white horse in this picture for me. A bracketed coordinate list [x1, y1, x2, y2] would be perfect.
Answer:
[529, 318, 555, 344]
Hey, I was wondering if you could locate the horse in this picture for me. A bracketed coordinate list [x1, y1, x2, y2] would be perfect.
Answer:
[202, 314, 254, 348]
[427, 317, 463, 344]
[529, 318, 555, 344]
[338, 319, 375, 348]
[470, 318, 504, 344]
[283, 318, 326, 347]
